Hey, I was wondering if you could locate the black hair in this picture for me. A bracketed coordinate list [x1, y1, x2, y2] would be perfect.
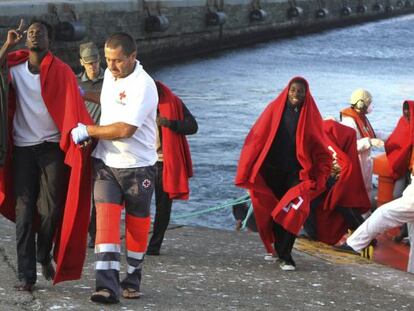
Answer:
[105, 32, 137, 56]
[403, 101, 409, 111]
[28, 19, 54, 41]
[289, 78, 307, 90]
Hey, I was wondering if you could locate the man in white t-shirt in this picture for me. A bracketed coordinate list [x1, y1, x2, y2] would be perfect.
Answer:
[0, 20, 93, 291]
[71, 32, 158, 304]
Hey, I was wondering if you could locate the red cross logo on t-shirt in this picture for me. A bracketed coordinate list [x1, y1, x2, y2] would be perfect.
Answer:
[142, 179, 151, 188]
[119, 91, 126, 101]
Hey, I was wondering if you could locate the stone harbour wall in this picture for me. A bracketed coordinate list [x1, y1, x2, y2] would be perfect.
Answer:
[0, 0, 413, 67]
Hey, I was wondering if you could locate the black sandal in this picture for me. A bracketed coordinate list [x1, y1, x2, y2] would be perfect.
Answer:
[90, 289, 119, 304]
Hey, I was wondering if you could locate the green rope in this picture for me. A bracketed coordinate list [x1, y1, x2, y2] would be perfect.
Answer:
[172, 194, 250, 220]
[240, 201, 254, 230]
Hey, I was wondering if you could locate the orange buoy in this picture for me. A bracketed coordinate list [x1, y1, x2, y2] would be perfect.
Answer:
[373, 153, 395, 207]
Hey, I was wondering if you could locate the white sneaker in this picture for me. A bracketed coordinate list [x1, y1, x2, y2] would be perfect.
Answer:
[279, 260, 296, 271]
[264, 253, 278, 261]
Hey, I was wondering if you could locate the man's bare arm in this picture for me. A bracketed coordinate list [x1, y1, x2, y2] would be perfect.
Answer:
[87, 122, 137, 140]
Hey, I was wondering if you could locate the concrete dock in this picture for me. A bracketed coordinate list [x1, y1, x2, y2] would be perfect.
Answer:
[0, 216, 413, 310]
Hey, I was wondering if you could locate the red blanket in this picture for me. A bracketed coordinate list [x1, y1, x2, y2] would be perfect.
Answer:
[156, 81, 193, 200]
[235, 77, 331, 253]
[314, 120, 371, 245]
[385, 101, 414, 179]
[0, 50, 92, 284]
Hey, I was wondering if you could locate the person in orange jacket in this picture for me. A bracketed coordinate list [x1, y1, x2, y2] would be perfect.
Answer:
[340, 89, 387, 204]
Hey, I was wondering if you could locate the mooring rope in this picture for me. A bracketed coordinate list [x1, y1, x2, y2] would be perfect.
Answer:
[171, 194, 251, 220]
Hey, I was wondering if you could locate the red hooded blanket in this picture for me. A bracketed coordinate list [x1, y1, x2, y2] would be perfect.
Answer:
[235, 77, 331, 253]
[156, 81, 193, 200]
[385, 101, 414, 179]
[313, 120, 371, 245]
[0, 50, 93, 284]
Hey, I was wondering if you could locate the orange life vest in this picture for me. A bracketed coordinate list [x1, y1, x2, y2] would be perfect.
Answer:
[340, 107, 376, 138]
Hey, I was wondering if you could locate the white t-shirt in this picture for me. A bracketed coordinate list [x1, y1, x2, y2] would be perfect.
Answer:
[10, 61, 60, 146]
[92, 61, 158, 168]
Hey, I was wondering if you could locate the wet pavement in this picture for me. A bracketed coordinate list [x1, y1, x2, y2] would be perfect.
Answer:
[0, 217, 413, 310]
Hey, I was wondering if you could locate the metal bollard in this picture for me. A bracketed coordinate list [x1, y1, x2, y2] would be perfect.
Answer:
[145, 15, 169, 32]
[356, 4, 368, 13]
[206, 11, 227, 26]
[372, 3, 384, 12]
[315, 8, 329, 18]
[54, 21, 86, 41]
[249, 9, 267, 22]
[340, 6, 352, 16]
[287, 6, 303, 19]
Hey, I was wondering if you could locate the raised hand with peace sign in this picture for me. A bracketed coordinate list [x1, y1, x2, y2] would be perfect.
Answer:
[0, 19, 26, 67]
[6, 19, 26, 48]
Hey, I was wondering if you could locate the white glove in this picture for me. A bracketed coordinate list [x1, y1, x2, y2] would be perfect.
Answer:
[370, 138, 384, 148]
[71, 123, 89, 144]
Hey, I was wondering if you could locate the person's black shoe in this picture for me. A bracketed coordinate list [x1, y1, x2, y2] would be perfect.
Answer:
[333, 243, 359, 255]
[41, 262, 55, 281]
[146, 248, 160, 256]
[14, 282, 34, 292]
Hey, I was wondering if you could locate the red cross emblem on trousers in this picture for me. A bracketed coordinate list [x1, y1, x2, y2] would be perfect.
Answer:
[142, 179, 151, 188]
[119, 91, 126, 101]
